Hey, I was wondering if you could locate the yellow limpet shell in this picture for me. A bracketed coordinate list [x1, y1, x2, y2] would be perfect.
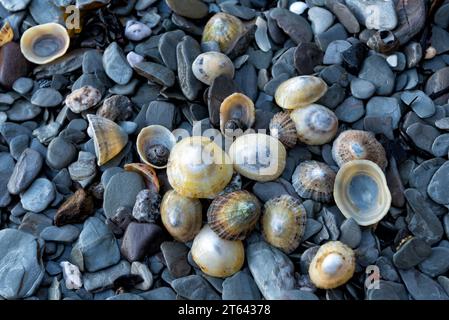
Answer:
[228, 133, 286, 182]
[20, 23, 70, 65]
[309, 241, 356, 289]
[160, 190, 202, 243]
[275, 76, 328, 110]
[136, 125, 177, 170]
[261, 195, 307, 254]
[191, 225, 245, 278]
[87, 114, 128, 166]
[202, 12, 244, 54]
[167, 136, 233, 199]
[0, 21, 13, 47]
[207, 190, 261, 240]
[334, 160, 392, 226]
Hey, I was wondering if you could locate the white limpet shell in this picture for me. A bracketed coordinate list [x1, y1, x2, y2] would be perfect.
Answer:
[309, 241, 355, 289]
[290, 104, 338, 145]
[191, 225, 244, 278]
[136, 125, 177, 169]
[167, 136, 233, 198]
[192, 51, 235, 85]
[333, 159, 392, 226]
[20, 23, 70, 64]
[60, 261, 83, 290]
[228, 133, 287, 182]
[275, 76, 328, 110]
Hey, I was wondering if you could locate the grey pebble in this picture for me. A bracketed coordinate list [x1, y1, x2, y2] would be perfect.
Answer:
[335, 97, 364, 123]
[222, 270, 261, 300]
[83, 260, 130, 292]
[20, 178, 55, 213]
[418, 247, 449, 277]
[171, 275, 220, 300]
[399, 268, 449, 300]
[393, 237, 431, 269]
[46, 137, 77, 170]
[432, 134, 449, 157]
[359, 55, 395, 96]
[350, 78, 375, 100]
[406, 123, 440, 154]
[31, 88, 63, 108]
[339, 218, 361, 248]
[103, 42, 133, 85]
[40, 225, 80, 243]
[6, 100, 41, 121]
[366, 96, 401, 129]
[401, 90, 436, 119]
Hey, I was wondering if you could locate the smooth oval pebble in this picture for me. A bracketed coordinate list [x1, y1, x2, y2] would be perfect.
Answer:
[20, 178, 55, 213]
[31, 88, 63, 108]
[6, 100, 41, 121]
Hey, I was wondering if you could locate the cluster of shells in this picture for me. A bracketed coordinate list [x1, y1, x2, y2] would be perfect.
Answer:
[10, 8, 395, 291]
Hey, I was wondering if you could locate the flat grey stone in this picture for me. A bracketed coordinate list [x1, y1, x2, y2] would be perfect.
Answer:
[365, 96, 401, 129]
[428, 161, 449, 205]
[418, 247, 449, 277]
[401, 90, 436, 119]
[6, 100, 41, 121]
[31, 88, 63, 108]
[20, 178, 55, 213]
[432, 134, 449, 157]
[335, 97, 364, 123]
[160, 242, 191, 278]
[0, 229, 44, 299]
[145, 100, 176, 130]
[339, 218, 362, 248]
[222, 270, 261, 300]
[177, 36, 202, 101]
[409, 158, 445, 196]
[0, 152, 14, 207]
[40, 225, 80, 243]
[315, 23, 348, 51]
[159, 30, 185, 71]
[308, 6, 334, 35]
[323, 40, 351, 65]
[350, 78, 375, 100]
[83, 260, 130, 292]
[399, 268, 449, 300]
[46, 137, 77, 170]
[134, 61, 175, 87]
[366, 280, 409, 300]
[359, 55, 395, 96]
[393, 237, 431, 269]
[171, 275, 220, 300]
[140, 287, 177, 300]
[345, 0, 397, 30]
[406, 123, 440, 154]
[103, 42, 133, 85]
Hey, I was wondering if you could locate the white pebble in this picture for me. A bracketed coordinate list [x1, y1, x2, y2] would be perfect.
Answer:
[386, 54, 398, 68]
[60, 261, 83, 290]
[131, 261, 153, 291]
[125, 20, 152, 41]
[126, 51, 144, 68]
[289, 2, 308, 15]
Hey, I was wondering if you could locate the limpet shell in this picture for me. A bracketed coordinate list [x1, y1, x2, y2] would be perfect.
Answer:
[87, 114, 128, 166]
[290, 104, 338, 145]
[269, 112, 297, 149]
[136, 125, 177, 169]
[334, 160, 391, 226]
[261, 195, 307, 254]
[309, 241, 356, 289]
[20, 23, 70, 65]
[292, 160, 336, 203]
[275, 76, 328, 110]
[220, 93, 255, 137]
[191, 225, 244, 278]
[124, 163, 160, 193]
[160, 190, 202, 243]
[228, 133, 287, 182]
[192, 51, 235, 85]
[202, 12, 244, 55]
[0, 21, 13, 47]
[207, 190, 261, 241]
[167, 136, 233, 199]
[332, 130, 388, 170]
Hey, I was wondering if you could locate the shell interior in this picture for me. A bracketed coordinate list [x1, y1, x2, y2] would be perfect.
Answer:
[334, 160, 391, 226]
[220, 93, 255, 136]
[137, 125, 177, 169]
[20, 23, 70, 64]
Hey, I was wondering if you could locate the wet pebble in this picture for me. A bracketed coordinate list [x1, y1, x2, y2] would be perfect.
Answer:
[335, 97, 364, 123]
[134, 61, 175, 87]
[0, 152, 14, 207]
[307, 6, 334, 35]
[131, 261, 153, 291]
[120, 222, 165, 262]
[399, 268, 449, 300]
[40, 225, 80, 243]
[222, 270, 261, 300]
[401, 91, 436, 119]
[350, 78, 375, 100]
[339, 218, 361, 249]
[393, 237, 432, 269]
[406, 123, 440, 154]
[7, 148, 42, 195]
[270, 8, 313, 45]
[171, 275, 220, 300]
[83, 260, 130, 292]
[161, 242, 191, 278]
[366, 97, 401, 129]
[418, 247, 449, 277]
[46, 137, 77, 170]
[428, 161, 449, 205]
[103, 42, 133, 85]
[20, 178, 55, 213]
[359, 55, 395, 96]
[432, 134, 449, 157]
[31, 88, 63, 108]
[6, 100, 41, 121]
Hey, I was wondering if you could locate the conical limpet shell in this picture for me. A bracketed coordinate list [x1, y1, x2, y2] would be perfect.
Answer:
[275, 76, 328, 110]
[191, 225, 244, 278]
[332, 130, 388, 170]
[290, 104, 338, 146]
[228, 133, 287, 182]
[192, 51, 235, 85]
[269, 112, 297, 149]
[0, 21, 13, 47]
[309, 241, 356, 289]
[160, 190, 202, 243]
[333, 160, 392, 226]
[87, 114, 128, 166]
[292, 160, 336, 203]
[167, 136, 233, 199]
[207, 190, 261, 240]
[136, 125, 177, 169]
[202, 12, 244, 55]
[261, 195, 307, 254]
[220, 93, 255, 137]
[20, 23, 70, 64]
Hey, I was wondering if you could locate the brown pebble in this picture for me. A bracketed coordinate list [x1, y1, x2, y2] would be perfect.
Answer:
[55, 189, 94, 226]
[0, 42, 30, 89]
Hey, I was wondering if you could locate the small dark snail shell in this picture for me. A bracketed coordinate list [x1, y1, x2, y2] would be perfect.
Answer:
[261, 195, 307, 254]
[269, 112, 297, 149]
[366, 30, 399, 54]
[207, 190, 261, 241]
[292, 160, 336, 203]
[220, 93, 255, 137]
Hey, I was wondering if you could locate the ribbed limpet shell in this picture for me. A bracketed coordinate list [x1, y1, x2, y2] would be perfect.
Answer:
[275, 76, 328, 110]
[191, 225, 245, 278]
[20, 23, 70, 64]
[292, 160, 336, 203]
[290, 104, 338, 145]
[334, 160, 392, 226]
[309, 241, 356, 289]
[228, 133, 287, 182]
[167, 136, 233, 199]
[332, 130, 388, 170]
[261, 195, 307, 254]
[207, 190, 261, 240]
[269, 112, 297, 149]
[160, 190, 202, 243]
